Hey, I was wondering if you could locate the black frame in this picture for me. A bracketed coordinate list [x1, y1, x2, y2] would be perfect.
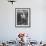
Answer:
[15, 8, 31, 28]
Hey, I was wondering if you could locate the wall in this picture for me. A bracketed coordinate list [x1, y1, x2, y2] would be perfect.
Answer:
[0, 0, 46, 42]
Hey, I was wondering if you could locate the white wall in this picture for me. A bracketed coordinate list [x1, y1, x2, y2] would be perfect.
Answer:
[0, 0, 46, 42]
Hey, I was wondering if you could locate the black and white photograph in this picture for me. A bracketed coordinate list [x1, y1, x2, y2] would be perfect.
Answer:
[15, 8, 31, 27]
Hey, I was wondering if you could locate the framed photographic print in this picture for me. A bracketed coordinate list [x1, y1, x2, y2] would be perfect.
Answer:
[15, 8, 31, 27]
